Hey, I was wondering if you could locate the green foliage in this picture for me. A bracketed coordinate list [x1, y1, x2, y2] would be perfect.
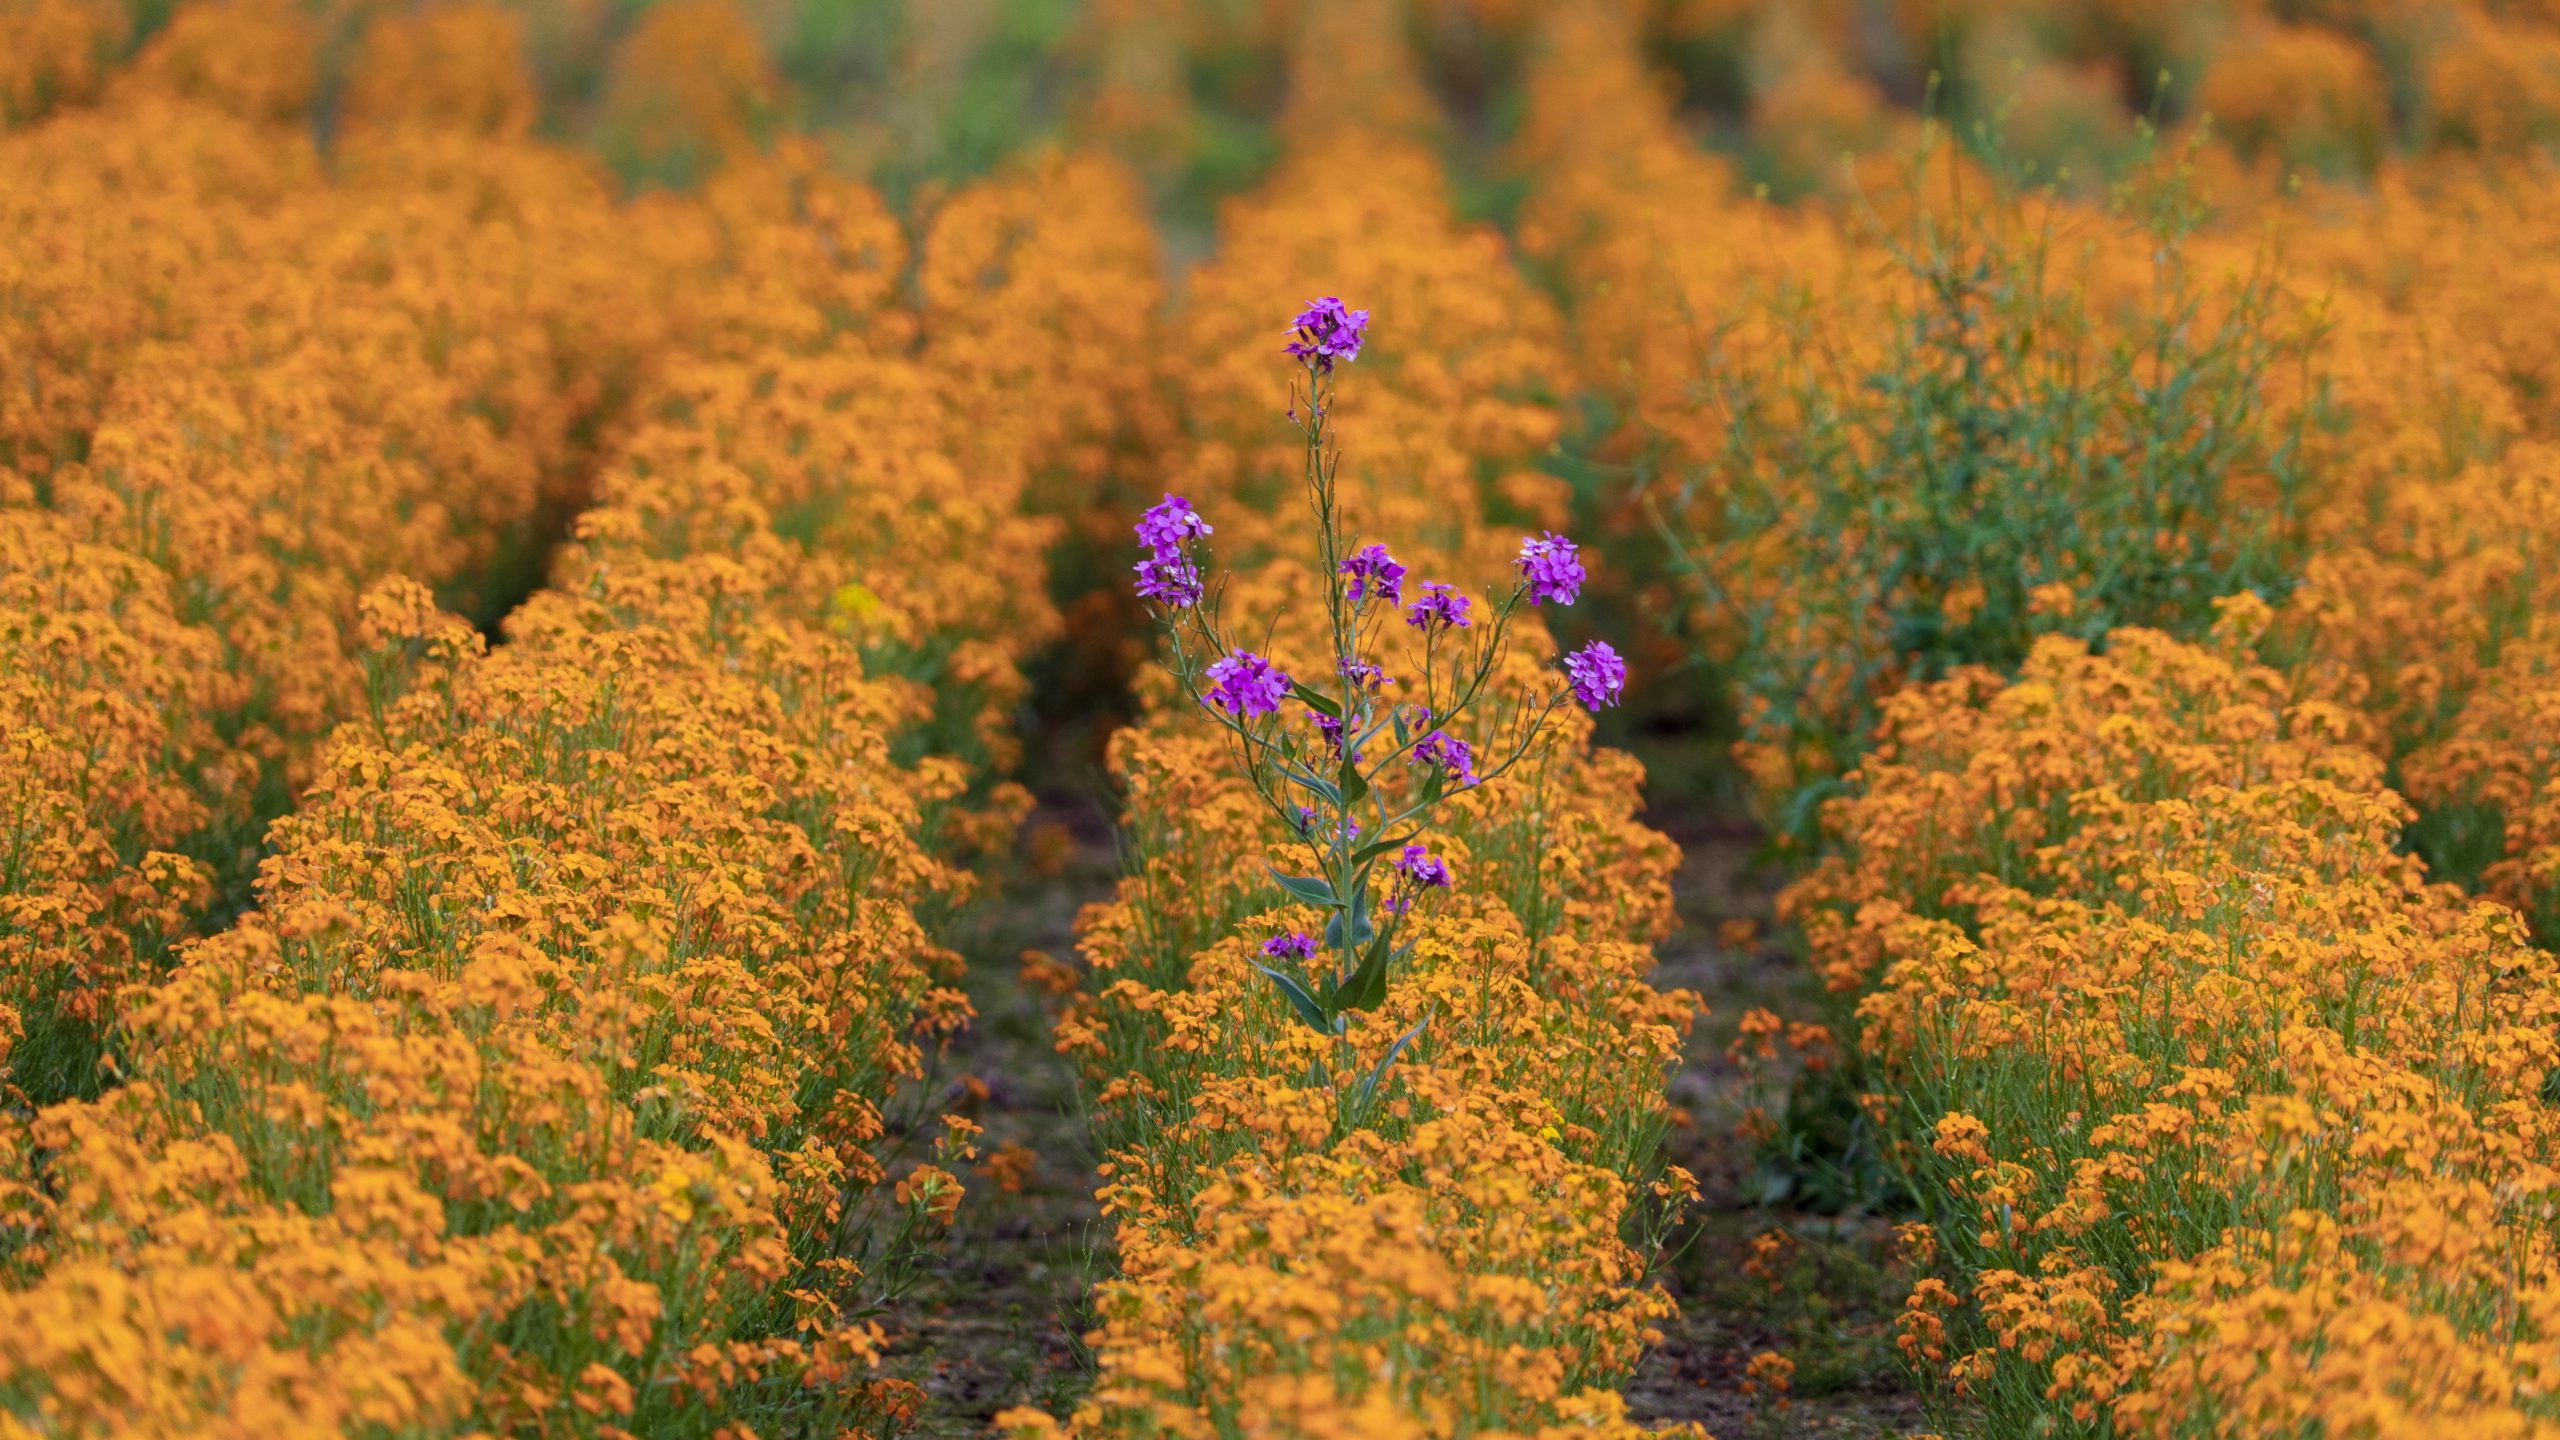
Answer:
[1668, 126, 2324, 840]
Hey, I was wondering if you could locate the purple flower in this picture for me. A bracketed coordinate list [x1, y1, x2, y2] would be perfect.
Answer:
[1137, 493, 1212, 557]
[1135, 494, 1212, 607]
[1340, 543, 1405, 605]
[1564, 640, 1627, 711]
[1404, 582, 1473, 634]
[1133, 556, 1202, 607]
[1517, 532, 1586, 606]
[1340, 658, 1390, 691]
[1261, 931, 1318, 961]
[1313, 711, 1363, 764]
[1411, 729, 1478, 787]
[1392, 843, 1453, 889]
[1203, 650, 1290, 718]
[1285, 296, 1370, 372]
[1386, 843, 1453, 915]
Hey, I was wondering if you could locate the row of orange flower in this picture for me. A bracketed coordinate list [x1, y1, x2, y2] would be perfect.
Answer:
[1786, 598, 2560, 1436]
[1507, 2, 2560, 1432]
[1004, 7, 1703, 1435]
[0, 4, 1168, 1435]
[0, 1, 682, 1109]
[1507, 0, 2560, 931]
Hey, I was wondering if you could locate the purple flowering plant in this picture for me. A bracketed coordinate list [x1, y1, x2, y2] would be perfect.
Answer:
[1131, 299, 1628, 1073]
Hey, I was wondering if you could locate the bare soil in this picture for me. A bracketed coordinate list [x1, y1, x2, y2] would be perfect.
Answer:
[878, 789, 1119, 1435]
[1620, 784, 1933, 1438]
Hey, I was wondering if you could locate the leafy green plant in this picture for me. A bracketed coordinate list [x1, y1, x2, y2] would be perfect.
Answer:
[1663, 124, 2325, 838]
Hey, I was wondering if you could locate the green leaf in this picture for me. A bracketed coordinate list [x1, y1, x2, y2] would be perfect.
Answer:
[1275, 762, 1342, 805]
[1354, 1009, 1435, 1112]
[1322, 913, 1375, 951]
[1265, 866, 1338, 908]
[1336, 938, 1389, 1011]
[1249, 962, 1334, 1035]
[1290, 680, 1341, 718]
[1340, 758, 1369, 806]
[1323, 880, 1375, 952]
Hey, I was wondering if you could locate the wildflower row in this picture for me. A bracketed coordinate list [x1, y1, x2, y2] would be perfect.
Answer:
[1004, 52, 1703, 1433]
[1064, 2, 2560, 1434]
[0, 4, 687, 1109]
[1786, 596, 2560, 1435]
[0, 20, 1169, 1433]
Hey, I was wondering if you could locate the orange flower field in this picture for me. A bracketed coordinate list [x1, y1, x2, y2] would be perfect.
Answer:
[5, 0, 2560, 1436]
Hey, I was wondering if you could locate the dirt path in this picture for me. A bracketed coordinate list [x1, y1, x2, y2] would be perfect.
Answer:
[880, 788, 1120, 1434]
[1619, 742, 1933, 1438]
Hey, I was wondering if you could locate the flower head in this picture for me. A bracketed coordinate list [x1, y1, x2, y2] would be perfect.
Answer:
[1386, 843, 1454, 914]
[1412, 729, 1478, 787]
[1404, 581, 1473, 634]
[1517, 532, 1586, 606]
[1261, 931, 1318, 961]
[1133, 556, 1202, 608]
[1285, 296, 1369, 372]
[1203, 650, 1290, 718]
[1340, 657, 1390, 691]
[1135, 494, 1212, 606]
[1341, 542, 1406, 605]
[1564, 640, 1627, 711]
[1136, 493, 1212, 557]
[1392, 843, 1452, 888]
[1313, 710, 1362, 764]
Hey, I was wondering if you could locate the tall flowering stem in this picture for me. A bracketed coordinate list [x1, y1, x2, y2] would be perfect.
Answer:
[1134, 299, 1627, 1080]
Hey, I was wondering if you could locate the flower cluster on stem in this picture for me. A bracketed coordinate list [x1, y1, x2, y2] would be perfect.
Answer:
[1131, 298, 1628, 1088]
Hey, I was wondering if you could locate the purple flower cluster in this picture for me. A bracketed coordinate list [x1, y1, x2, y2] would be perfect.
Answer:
[1204, 649, 1290, 718]
[1285, 296, 1369, 372]
[1135, 559, 1200, 607]
[1565, 640, 1627, 711]
[1261, 931, 1318, 961]
[1393, 843, 1452, 887]
[1137, 494, 1211, 553]
[1341, 542, 1405, 605]
[1134, 493, 1211, 608]
[1517, 532, 1586, 606]
[1412, 729, 1478, 787]
[1313, 711, 1363, 763]
[1386, 843, 1454, 915]
[1340, 657, 1389, 691]
[1404, 581, 1473, 634]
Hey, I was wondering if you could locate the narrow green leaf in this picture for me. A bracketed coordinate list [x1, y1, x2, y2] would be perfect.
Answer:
[1340, 758, 1369, 806]
[1346, 877, 1374, 945]
[1249, 961, 1334, 1035]
[1355, 1010, 1435, 1112]
[1264, 866, 1338, 908]
[1275, 762, 1342, 805]
[1290, 680, 1341, 719]
[1337, 933, 1392, 1012]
